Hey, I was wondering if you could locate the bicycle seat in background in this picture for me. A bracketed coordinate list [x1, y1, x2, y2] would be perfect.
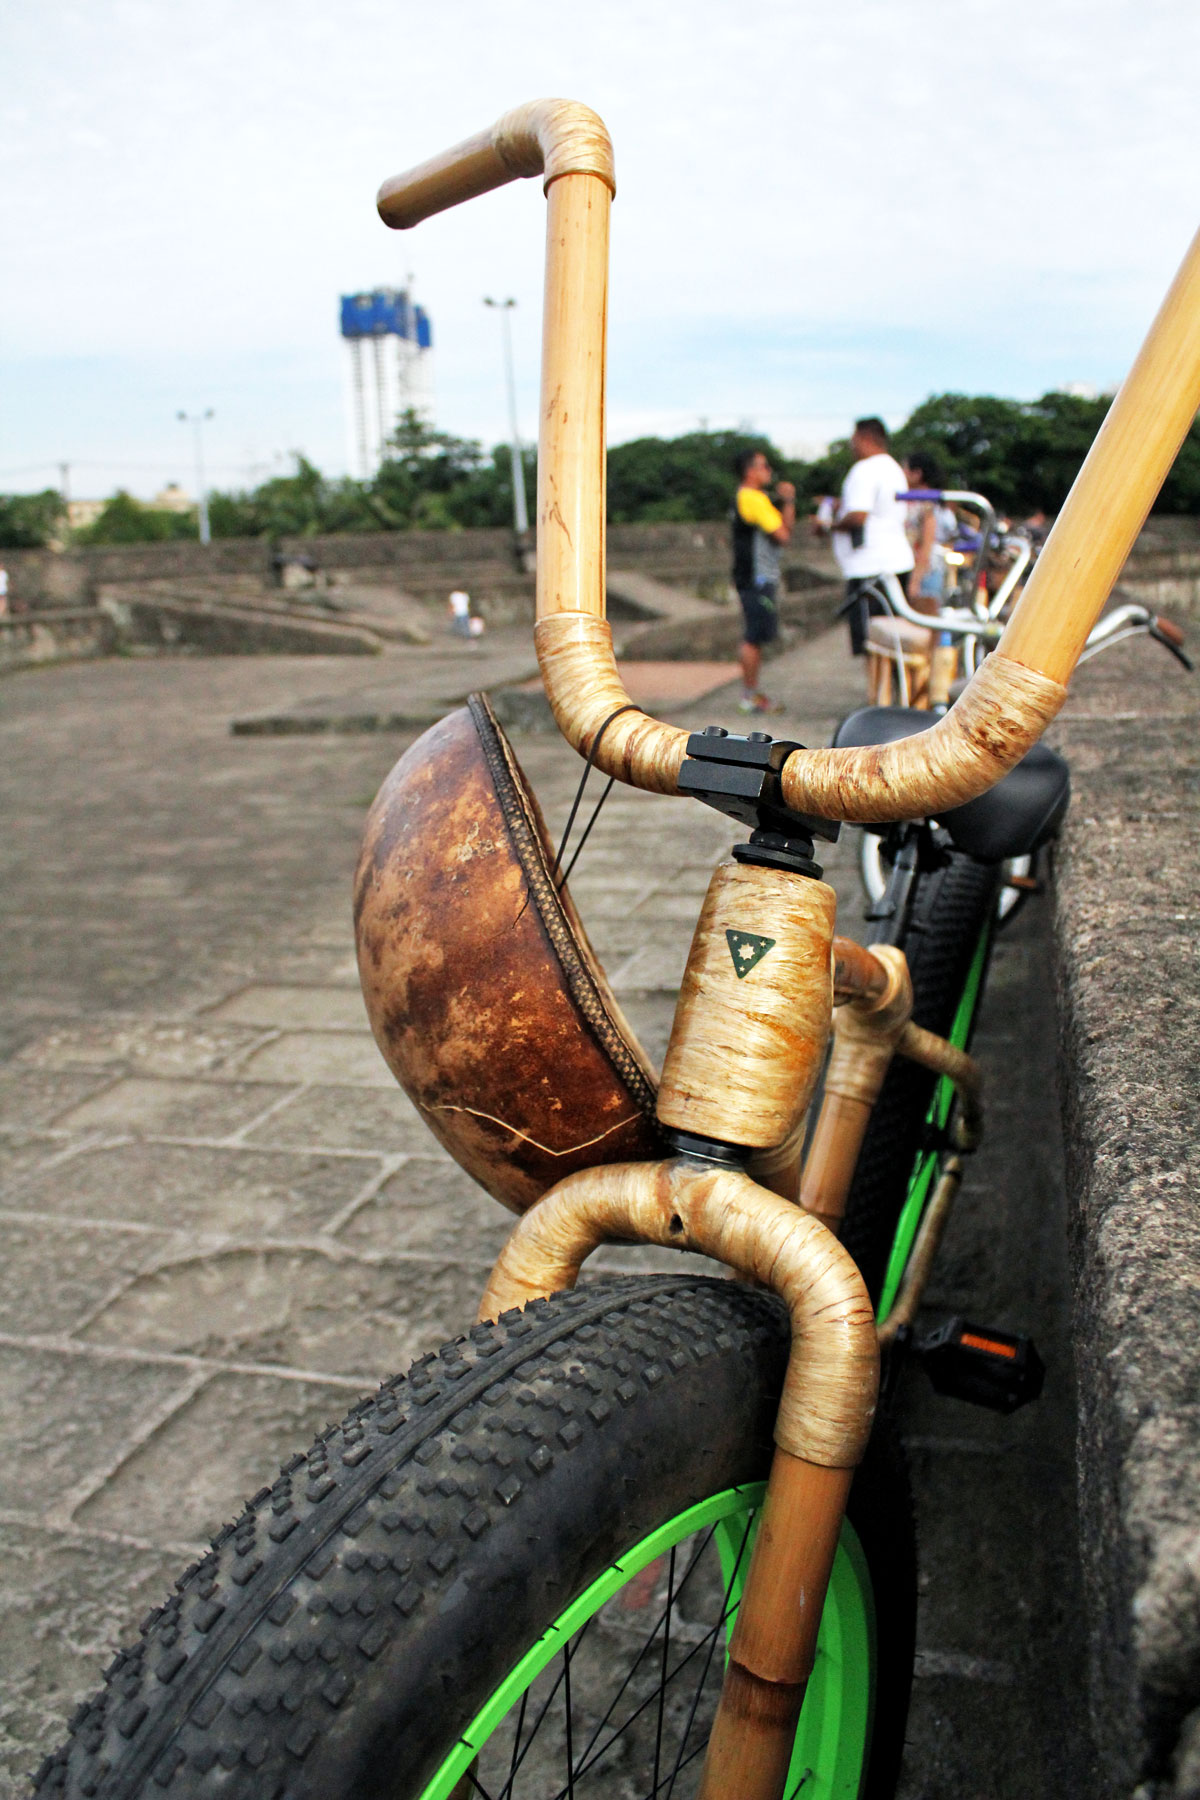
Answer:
[832, 705, 1071, 861]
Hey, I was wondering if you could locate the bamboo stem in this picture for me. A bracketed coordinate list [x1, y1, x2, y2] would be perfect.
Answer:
[876, 1155, 964, 1346]
[697, 1456, 854, 1800]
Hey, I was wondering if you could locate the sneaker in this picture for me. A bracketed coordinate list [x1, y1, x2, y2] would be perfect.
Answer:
[737, 692, 783, 714]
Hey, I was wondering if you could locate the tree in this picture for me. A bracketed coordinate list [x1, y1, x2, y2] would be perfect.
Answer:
[0, 489, 66, 549]
[74, 491, 196, 544]
[606, 430, 801, 524]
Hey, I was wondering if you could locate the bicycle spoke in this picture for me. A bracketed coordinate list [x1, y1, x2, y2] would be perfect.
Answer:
[485, 1510, 758, 1800]
[651, 1547, 676, 1799]
[563, 1636, 574, 1799]
[494, 1618, 595, 1800]
[567, 1525, 719, 1782]
[507, 1691, 529, 1788]
[663, 1507, 756, 1800]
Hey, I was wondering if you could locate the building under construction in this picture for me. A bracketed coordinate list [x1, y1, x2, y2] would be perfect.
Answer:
[340, 287, 434, 479]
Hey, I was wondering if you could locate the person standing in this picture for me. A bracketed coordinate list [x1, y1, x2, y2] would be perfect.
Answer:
[902, 449, 956, 614]
[830, 417, 914, 655]
[731, 448, 795, 712]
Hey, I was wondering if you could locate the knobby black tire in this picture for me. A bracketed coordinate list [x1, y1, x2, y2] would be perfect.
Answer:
[841, 850, 1002, 1305]
[35, 1276, 915, 1800]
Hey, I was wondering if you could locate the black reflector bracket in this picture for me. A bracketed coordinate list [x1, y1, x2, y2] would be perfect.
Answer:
[679, 727, 840, 877]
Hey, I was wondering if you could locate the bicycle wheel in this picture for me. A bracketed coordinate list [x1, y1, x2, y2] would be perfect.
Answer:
[37, 1276, 915, 1800]
[841, 849, 1002, 1307]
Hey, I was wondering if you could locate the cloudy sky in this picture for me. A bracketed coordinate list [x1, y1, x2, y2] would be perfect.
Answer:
[3, 0, 1199, 499]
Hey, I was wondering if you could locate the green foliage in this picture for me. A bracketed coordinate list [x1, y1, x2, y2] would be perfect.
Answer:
[208, 456, 372, 539]
[0, 489, 67, 549]
[606, 430, 800, 524]
[74, 491, 196, 544]
[36, 390, 1200, 551]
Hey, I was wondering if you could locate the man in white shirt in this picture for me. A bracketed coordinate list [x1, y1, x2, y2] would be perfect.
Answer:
[830, 417, 914, 655]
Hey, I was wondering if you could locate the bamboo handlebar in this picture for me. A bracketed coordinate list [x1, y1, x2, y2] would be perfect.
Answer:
[379, 105, 1200, 821]
[376, 98, 615, 227]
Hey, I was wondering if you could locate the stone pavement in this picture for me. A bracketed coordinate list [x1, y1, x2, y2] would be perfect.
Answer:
[0, 628, 1090, 1795]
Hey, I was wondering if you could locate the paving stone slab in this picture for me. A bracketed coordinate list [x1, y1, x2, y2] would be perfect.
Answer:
[12, 1018, 263, 1077]
[51, 1074, 294, 1138]
[337, 1156, 515, 1264]
[243, 1081, 434, 1155]
[0, 1218, 163, 1336]
[0, 1345, 193, 1516]
[235, 1028, 394, 1087]
[203, 982, 370, 1030]
[0, 1135, 73, 1192]
[0, 1522, 180, 1799]
[23, 1141, 372, 1237]
[74, 1370, 360, 1546]
[0, 1070, 113, 1131]
[79, 1243, 493, 1380]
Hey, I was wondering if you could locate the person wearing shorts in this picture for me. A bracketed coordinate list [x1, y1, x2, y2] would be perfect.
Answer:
[731, 448, 795, 713]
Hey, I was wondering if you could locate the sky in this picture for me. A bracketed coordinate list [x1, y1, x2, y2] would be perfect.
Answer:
[3, 0, 1199, 500]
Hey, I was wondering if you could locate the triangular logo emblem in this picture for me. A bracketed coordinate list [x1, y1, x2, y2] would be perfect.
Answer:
[726, 929, 776, 979]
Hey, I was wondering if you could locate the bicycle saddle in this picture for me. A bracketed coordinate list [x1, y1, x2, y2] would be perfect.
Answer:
[831, 705, 1071, 861]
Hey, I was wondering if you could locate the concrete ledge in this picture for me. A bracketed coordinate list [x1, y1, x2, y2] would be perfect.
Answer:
[1052, 639, 1200, 1796]
[0, 608, 116, 673]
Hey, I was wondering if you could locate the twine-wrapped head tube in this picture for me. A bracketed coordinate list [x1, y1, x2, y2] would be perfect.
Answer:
[478, 1158, 879, 1468]
[377, 99, 615, 229]
[780, 652, 1067, 823]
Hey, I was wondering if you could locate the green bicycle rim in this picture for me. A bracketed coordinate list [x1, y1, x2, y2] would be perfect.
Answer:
[418, 1482, 876, 1800]
[877, 920, 992, 1322]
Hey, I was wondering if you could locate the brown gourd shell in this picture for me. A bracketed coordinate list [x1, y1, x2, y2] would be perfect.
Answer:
[353, 694, 660, 1214]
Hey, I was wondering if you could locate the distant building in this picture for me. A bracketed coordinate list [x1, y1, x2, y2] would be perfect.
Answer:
[66, 499, 106, 531]
[153, 482, 193, 514]
[340, 287, 434, 479]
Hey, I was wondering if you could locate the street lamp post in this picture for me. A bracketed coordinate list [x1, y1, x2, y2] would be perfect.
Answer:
[483, 297, 529, 540]
[177, 409, 214, 545]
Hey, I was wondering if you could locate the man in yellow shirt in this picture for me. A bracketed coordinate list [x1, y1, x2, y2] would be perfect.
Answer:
[731, 449, 795, 712]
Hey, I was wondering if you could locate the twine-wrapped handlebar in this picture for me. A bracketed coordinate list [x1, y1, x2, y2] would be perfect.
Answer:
[378, 101, 1200, 820]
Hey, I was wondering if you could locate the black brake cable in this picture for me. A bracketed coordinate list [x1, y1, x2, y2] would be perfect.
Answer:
[551, 702, 642, 891]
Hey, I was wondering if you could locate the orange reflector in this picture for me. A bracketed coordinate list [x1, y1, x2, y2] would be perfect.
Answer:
[960, 1330, 1017, 1359]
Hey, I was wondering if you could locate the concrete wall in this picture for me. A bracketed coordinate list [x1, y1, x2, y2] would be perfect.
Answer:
[2, 519, 834, 613]
[1051, 637, 1200, 1797]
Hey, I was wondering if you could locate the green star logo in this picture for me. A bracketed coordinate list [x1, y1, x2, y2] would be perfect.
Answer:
[725, 929, 776, 979]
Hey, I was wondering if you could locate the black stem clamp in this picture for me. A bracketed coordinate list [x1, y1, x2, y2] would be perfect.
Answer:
[677, 727, 840, 877]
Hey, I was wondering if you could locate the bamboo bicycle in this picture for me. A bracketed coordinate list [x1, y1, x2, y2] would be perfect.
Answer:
[36, 101, 1200, 1800]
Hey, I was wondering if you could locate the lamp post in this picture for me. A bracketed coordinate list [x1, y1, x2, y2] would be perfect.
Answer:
[483, 297, 529, 539]
[177, 409, 214, 545]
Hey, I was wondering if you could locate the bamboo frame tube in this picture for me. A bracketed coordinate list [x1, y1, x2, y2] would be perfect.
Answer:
[656, 862, 837, 1151]
[800, 946, 913, 1233]
[479, 1156, 876, 1800]
[832, 935, 902, 1009]
[697, 1457, 854, 1800]
[876, 1156, 964, 1347]
[928, 641, 959, 710]
[479, 1157, 878, 1467]
[997, 224, 1200, 685]
[897, 1020, 983, 1149]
